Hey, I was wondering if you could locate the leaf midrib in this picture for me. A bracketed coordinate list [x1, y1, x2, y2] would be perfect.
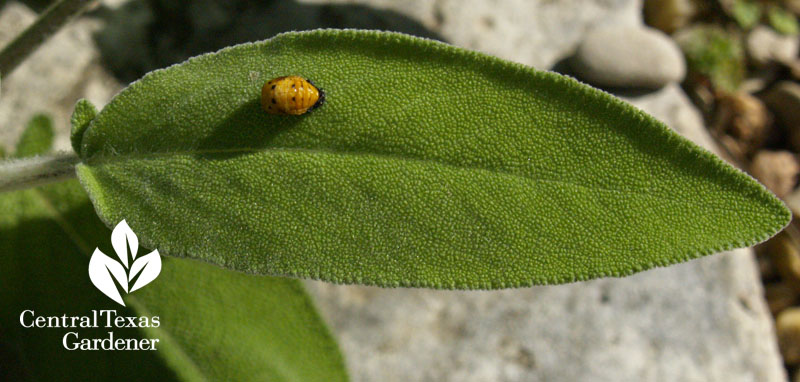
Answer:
[84, 145, 731, 210]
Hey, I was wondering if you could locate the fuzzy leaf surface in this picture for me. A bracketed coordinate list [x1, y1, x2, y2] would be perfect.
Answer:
[76, 30, 790, 288]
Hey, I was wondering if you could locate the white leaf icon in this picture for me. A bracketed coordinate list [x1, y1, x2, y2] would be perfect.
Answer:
[88, 219, 161, 306]
[111, 219, 138, 268]
[88, 249, 129, 306]
[129, 250, 161, 293]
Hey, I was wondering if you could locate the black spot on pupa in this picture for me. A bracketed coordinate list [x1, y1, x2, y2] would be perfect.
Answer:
[292, 84, 295, 88]
[271, 98, 276, 104]
[292, 97, 295, 101]
[271, 85, 275, 90]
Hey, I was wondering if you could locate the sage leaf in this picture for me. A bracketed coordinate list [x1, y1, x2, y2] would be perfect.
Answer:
[70, 98, 97, 156]
[76, 29, 790, 289]
[15, 113, 53, 158]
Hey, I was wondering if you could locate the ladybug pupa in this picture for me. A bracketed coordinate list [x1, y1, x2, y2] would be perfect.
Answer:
[261, 76, 325, 115]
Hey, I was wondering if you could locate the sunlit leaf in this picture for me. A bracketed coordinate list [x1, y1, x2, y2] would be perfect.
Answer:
[70, 99, 97, 156]
[768, 5, 800, 35]
[76, 29, 790, 289]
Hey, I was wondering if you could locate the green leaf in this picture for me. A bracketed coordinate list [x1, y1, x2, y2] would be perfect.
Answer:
[0, 179, 348, 380]
[731, 0, 762, 30]
[677, 25, 746, 93]
[768, 5, 800, 35]
[14, 113, 53, 158]
[0, 181, 176, 381]
[70, 98, 98, 156]
[76, 29, 790, 289]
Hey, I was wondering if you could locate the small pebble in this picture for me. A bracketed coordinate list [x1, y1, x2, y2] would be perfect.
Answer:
[569, 25, 686, 89]
[746, 25, 800, 67]
[768, 233, 800, 289]
[750, 150, 800, 198]
[644, 0, 697, 34]
[762, 81, 800, 151]
[765, 282, 798, 316]
[715, 92, 771, 153]
[785, 186, 800, 217]
[777, 307, 800, 365]
[785, 0, 800, 16]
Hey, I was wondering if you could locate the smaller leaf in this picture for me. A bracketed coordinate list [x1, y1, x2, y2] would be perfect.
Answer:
[677, 25, 746, 93]
[88, 248, 129, 305]
[768, 5, 800, 35]
[110, 219, 137, 267]
[1, 178, 349, 381]
[70, 98, 97, 156]
[14, 113, 53, 158]
[731, 0, 762, 30]
[128, 250, 161, 292]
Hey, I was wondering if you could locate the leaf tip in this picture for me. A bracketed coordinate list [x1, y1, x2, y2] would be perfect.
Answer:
[70, 99, 99, 158]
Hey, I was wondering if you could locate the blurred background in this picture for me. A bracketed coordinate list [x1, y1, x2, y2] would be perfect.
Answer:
[2, 0, 800, 380]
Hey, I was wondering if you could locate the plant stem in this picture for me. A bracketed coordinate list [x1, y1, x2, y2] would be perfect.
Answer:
[0, 0, 95, 78]
[0, 153, 79, 193]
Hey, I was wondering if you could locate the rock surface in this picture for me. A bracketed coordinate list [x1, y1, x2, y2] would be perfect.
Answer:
[308, 250, 778, 381]
[750, 150, 800, 198]
[747, 25, 800, 67]
[0, 0, 787, 381]
[716, 91, 772, 154]
[299, 0, 642, 69]
[0, 2, 121, 154]
[568, 25, 686, 88]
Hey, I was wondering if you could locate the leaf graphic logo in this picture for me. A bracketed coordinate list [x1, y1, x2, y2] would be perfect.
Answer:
[88, 220, 161, 306]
